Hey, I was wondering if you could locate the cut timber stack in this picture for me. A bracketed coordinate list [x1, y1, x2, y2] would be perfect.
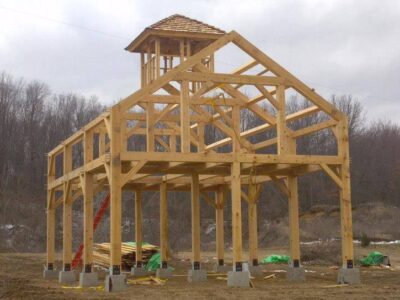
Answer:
[93, 242, 158, 270]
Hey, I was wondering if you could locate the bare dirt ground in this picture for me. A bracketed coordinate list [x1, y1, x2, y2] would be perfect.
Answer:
[1, 245, 400, 300]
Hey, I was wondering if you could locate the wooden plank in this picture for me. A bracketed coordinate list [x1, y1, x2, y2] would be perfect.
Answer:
[248, 183, 259, 265]
[46, 189, 55, 269]
[337, 117, 354, 266]
[110, 105, 122, 274]
[146, 102, 155, 151]
[288, 175, 300, 265]
[231, 161, 243, 267]
[83, 172, 94, 269]
[180, 80, 191, 153]
[62, 181, 72, 269]
[215, 186, 225, 264]
[191, 173, 201, 263]
[135, 189, 143, 265]
[175, 71, 285, 86]
[121, 160, 148, 187]
[160, 182, 168, 263]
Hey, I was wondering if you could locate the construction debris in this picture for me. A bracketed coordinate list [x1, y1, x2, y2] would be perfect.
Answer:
[93, 242, 158, 270]
[264, 274, 277, 280]
[128, 276, 166, 286]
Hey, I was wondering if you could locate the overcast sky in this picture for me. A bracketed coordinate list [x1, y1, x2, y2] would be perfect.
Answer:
[1, 0, 399, 122]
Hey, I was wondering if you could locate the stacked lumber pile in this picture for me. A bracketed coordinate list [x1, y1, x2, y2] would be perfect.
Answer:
[93, 242, 158, 270]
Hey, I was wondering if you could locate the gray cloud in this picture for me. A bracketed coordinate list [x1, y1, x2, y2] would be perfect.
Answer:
[0, 0, 399, 122]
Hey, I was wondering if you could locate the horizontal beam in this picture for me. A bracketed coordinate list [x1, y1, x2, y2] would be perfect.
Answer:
[175, 72, 286, 86]
[121, 151, 342, 165]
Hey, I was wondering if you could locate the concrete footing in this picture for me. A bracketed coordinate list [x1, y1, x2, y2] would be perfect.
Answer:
[337, 268, 361, 284]
[156, 268, 173, 279]
[79, 272, 99, 287]
[188, 269, 207, 282]
[58, 270, 76, 283]
[43, 269, 59, 280]
[248, 265, 263, 276]
[213, 264, 232, 273]
[131, 267, 148, 277]
[227, 271, 250, 287]
[286, 266, 306, 282]
[105, 274, 127, 292]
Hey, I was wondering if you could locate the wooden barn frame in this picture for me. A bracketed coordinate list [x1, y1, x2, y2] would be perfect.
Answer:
[44, 15, 360, 290]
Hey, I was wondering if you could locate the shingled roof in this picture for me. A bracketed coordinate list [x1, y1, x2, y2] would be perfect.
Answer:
[147, 14, 226, 35]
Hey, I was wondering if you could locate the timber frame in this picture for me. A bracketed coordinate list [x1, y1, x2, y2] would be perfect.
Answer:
[45, 14, 356, 288]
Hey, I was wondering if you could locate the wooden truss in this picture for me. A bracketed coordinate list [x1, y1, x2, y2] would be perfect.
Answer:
[45, 25, 355, 285]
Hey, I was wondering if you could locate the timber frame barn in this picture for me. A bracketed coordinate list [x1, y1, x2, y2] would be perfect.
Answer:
[44, 14, 360, 290]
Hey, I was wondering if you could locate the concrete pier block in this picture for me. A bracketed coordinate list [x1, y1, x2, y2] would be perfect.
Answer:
[58, 270, 76, 283]
[248, 265, 263, 277]
[227, 271, 250, 287]
[43, 269, 59, 279]
[286, 266, 306, 282]
[213, 264, 232, 273]
[337, 268, 361, 284]
[188, 269, 207, 282]
[105, 274, 127, 292]
[131, 267, 148, 277]
[79, 272, 99, 287]
[156, 268, 173, 279]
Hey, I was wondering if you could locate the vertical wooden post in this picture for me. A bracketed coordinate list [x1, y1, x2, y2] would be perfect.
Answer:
[110, 105, 122, 275]
[198, 122, 205, 152]
[215, 186, 226, 266]
[83, 130, 94, 272]
[62, 145, 72, 271]
[338, 117, 354, 268]
[180, 39, 185, 63]
[135, 189, 143, 267]
[99, 131, 105, 155]
[140, 52, 145, 87]
[232, 105, 241, 152]
[155, 38, 160, 79]
[146, 45, 151, 83]
[160, 182, 168, 267]
[146, 103, 154, 152]
[180, 80, 190, 153]
[231, 161, 243, 270]
[288, 176, 301, 267]
[46, 155, 55, 270]
[248, 183, 259, 266]
[191, 173, 201, 268]
[276, 85, 290, 154]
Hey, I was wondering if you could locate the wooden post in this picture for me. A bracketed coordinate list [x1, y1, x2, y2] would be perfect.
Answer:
[231, 161, 243, 270]
[46, 156, 55, 270]
[191, 173, 201, 268]
[198, 122, 205, 152]
[288, 175, 300, 267]
[248, 183, 259, 266]
[155, 38, 160, 79]
[180, 80, 190, 153]
[147, 103, 154, 151]
[232, 105, 241, 152]
[83, 130, 94, 272]
[215, 186, 226, 266]
[135, 189, 143, 267]
[62, 145, 72, 271]
[83, 172, 94, 272]
[140, 52, 145, 87]
[338, 117, 354, 268]
[110, 106, 122, 275]
[160, 182, 168, 267]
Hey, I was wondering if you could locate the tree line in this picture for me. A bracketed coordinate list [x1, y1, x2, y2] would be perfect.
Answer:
[0, 71, 399, 252]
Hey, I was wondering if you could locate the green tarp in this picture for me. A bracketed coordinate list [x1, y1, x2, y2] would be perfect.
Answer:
[359, 251, 385, 266]
[145, 253, 174, 271]
[145, 253, 161, 271]
[261, 255, 291, 264]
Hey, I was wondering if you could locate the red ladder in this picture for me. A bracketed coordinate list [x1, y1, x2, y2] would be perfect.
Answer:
[71, 193, 110, 269]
